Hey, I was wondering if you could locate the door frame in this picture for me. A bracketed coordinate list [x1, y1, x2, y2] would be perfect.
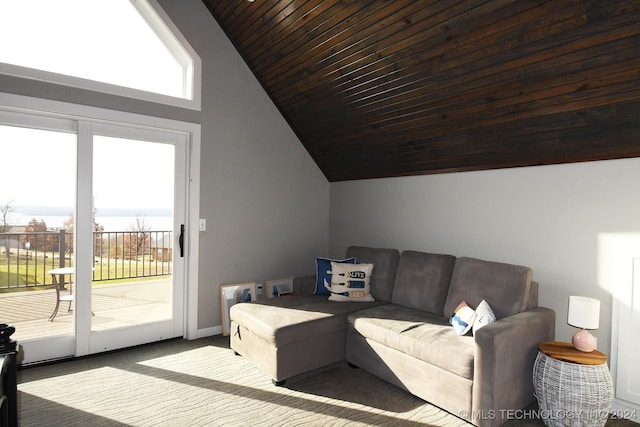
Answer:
[78, 122, 189, 355]
[0, 92, 201, 360]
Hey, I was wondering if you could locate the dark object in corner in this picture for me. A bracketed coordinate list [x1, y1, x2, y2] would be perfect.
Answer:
[0, 324, 18, 427]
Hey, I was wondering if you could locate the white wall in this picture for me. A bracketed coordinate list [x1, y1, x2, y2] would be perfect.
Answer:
[330, 157, 640, 359]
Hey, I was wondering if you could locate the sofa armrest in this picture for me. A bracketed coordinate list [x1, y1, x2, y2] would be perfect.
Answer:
[472, 307, 555, 427]
[292, 275, 316, 296]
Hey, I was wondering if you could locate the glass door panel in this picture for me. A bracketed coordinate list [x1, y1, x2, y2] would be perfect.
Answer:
[0, 122, 76, 362]
[91, 136, 174, 330]
[88, 131, 183, 352]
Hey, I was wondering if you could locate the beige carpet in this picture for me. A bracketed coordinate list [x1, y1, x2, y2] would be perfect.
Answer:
[17, 336, 639, 427]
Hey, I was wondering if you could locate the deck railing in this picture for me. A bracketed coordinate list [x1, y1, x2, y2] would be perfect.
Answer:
[0, 230, 172, 290]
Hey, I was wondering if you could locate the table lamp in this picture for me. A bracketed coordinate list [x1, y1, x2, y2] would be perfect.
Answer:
[567, 295, 600, 352]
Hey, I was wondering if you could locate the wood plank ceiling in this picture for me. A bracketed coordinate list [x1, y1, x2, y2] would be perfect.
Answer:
[203, 1, 640, 182]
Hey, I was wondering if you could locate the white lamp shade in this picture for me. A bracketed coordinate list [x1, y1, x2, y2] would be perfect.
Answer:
[567, 296, 600, 330]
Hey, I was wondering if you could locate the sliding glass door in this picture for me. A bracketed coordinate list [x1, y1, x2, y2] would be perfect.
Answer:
[0, 109, 189, 363]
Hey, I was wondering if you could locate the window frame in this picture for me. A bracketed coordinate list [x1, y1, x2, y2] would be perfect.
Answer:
[0, 0, 201, 111]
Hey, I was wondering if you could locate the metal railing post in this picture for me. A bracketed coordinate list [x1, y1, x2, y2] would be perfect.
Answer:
[57, 229, 67, 289]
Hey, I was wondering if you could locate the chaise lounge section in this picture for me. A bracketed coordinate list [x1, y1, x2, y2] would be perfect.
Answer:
[230, 246, 555, 426]
[229, 246, 399, 384]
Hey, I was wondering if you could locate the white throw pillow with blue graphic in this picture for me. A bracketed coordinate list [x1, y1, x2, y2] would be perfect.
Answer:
[327, 262, 374, 302]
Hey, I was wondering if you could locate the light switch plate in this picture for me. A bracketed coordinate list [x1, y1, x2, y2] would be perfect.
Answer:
[199, 218, 206, 231]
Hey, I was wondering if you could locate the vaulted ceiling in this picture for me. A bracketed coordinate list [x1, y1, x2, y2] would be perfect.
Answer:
[203, 1, 640, 182]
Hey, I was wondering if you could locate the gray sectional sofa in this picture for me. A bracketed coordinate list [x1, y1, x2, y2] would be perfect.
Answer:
[229, 246, 555, 426]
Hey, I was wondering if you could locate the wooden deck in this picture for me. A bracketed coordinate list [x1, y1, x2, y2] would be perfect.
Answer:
[0, 278, 172, 342]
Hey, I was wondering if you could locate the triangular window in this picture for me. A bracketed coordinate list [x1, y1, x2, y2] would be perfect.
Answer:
[0, 0, 200, 109]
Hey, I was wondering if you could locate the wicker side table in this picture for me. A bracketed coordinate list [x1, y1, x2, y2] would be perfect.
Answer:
[533, 341, 613, 427]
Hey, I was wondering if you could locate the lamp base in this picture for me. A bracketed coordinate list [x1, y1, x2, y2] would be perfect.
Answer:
[572, 329, 596, 352]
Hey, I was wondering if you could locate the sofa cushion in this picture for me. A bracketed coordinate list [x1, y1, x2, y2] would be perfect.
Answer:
[391, 250, 456, 315]
[348, 304, 475, 379]
[328, 262, 375, 302]
[230, 296, 384, 347]
[345, 246, 400, 303]
[444, 257, 533, 320]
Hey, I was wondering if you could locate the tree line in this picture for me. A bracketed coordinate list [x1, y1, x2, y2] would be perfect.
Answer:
[2, 200, 155, 260]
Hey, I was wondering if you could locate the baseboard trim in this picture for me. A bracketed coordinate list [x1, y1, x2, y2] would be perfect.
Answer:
[195, 326, 222, 339]
[611, 398, 640, 421]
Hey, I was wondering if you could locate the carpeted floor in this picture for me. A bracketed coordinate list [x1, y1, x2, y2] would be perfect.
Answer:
[17, 336, 639, 426]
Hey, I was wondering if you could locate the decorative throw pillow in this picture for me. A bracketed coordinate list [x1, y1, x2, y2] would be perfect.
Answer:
[472, 299, 496, 336]
[327, 262, 375, 302]
[449, 301, 477, 335]
[315, 257, 356, 295]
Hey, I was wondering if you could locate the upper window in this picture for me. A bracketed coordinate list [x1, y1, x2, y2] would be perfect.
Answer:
[0, 0, 201, 110]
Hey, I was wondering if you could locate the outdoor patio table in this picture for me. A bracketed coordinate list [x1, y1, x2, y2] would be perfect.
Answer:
[47, 267, 74, 321]
[47, 267, 95, 321]
[48, 267, 74, 290]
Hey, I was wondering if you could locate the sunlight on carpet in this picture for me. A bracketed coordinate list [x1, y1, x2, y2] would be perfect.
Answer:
[18, 337, 470, 426]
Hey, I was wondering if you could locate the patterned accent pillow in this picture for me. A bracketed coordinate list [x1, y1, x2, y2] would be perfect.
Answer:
[327, 262, 375, 302]
[315, 257, 356, 295]
[450, 301, 477, 335]
[473, 299, 496, 336]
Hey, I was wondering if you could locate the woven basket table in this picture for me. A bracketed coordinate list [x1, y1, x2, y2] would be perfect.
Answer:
[533, 342, 613, 427]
